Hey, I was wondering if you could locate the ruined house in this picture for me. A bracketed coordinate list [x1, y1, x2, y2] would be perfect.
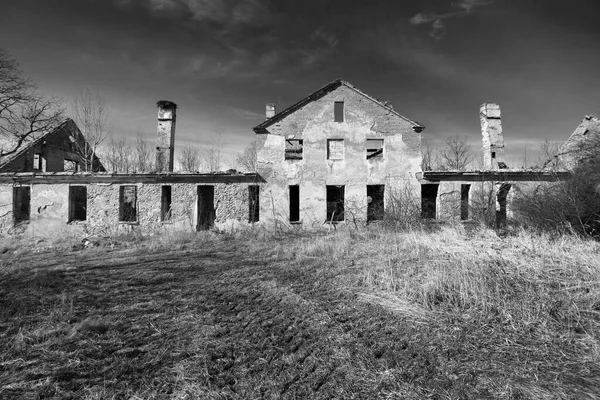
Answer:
[0, 118, 105, 173]
[0, 80, 592, 235]
[253, 79, 424, 226]
[0, 101, 262, 234]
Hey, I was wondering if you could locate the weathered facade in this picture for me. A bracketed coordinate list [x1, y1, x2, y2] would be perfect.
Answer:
[253, 79, 424, 227]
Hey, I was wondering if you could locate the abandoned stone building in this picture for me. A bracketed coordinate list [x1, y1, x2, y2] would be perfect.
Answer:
[0, 101, 261, 235]
[253, 79, 424, 226]
[0, 80, 594, 234]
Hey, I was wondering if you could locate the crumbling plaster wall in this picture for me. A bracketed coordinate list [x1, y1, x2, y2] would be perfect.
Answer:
[0, 181, 256, 235]
[257, 85, 421, 226]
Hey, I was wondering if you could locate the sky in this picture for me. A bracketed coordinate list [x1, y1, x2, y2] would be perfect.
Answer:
[1, 0, 599, 169]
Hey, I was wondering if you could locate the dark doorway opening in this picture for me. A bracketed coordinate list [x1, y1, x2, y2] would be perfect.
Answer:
[326, 185, 345, 222]
[496, 184, 511, 229]
[461, 184, 471, 221]
[197, 185, 215, 230]
[161, 186, 172, 221]
[367, 185, 385, 222]
[249, 185, 259, 223]
[289, 185, 300, 222]
[69, 186, 87, 222]
[13, 186, 31, 224]
[421, 184, 438, 219]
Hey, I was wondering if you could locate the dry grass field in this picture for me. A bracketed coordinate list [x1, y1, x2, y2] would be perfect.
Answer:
[1, 225, 600, 399]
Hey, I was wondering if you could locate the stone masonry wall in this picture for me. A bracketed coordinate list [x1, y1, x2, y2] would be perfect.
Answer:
[257, 84, 422, 227]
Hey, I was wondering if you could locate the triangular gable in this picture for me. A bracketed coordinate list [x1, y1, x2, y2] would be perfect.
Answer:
[551, 115, 600, 170]
[0, 118, 106, 172]
[252, 79, 424, 134]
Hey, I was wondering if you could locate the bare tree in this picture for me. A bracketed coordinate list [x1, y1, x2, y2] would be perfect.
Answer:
[101, 136, 132, 173]
[439, 135, 474, 171]
[132, 130, 153, 172]
[235, 139, 258, 172]
[201, 131, 224, 172]
[539, 138, 562, 170]
[421, 139, 438, 171]
[178, 145, 201, 172]
[71, 87, 110, 171]
[0, 48, 63, 158]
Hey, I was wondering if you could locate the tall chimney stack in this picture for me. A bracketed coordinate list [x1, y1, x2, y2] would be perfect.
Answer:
[480, 102, 505, 170]
[156, 100, 177, 172]
[266, 103, 276, 119]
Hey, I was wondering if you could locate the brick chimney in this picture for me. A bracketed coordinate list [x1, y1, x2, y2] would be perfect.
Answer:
[156, 100, 177, 172]
[266, 103, 276, 119]
[480, 102, 505, 170]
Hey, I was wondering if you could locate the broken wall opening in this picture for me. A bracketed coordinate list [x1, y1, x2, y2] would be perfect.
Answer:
[461, 184, 471, 221]
[289, 185, 300, 222]
[421, 184, 438, 219]
[119, 185, 137, 222]
[161, 185, 172, 221]
[197, 185, 215, 230]
[285, 140, 303, 160]
[367, 185, 385, 221]
[496, 183, 511, 229]
[326, 185, 345, 222]
[13, 186, 30, 224]
[249, 185, 259, 223]
[69, 186, 87, 222]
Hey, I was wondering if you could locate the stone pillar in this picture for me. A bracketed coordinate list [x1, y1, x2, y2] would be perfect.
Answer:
[480, 102, 505, 170]
[266, 103, 276, 119]
[156, 100, 177, 173]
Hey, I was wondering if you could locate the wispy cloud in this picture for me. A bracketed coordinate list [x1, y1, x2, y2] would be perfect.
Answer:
[410, 0, 496, 40]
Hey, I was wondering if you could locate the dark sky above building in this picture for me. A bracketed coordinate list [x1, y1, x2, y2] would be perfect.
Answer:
[1, 0, 599, 167]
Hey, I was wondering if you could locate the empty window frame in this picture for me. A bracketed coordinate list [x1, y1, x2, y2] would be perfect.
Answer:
[367, 185, 385, 222]
[13, 186, 31, 224]
[64, 159, 78, 172]
[460, 184, 471, 221]
[285, 139, 303, 160]
[33, 153, 43, 171]
[334, 101, 344, 122]
[289, 185, 300, 222]
[249, 185, 259, 223]
[69, 186, 87, 222]
[366, 139, 384, 160]
[421, 184, 438, 219]
[326, 185, 345, 222]
[161, 186, 172, 221]
[327, 139, 344, 160]
[197, 185, 215, 230]
[119, 185, 138, 222]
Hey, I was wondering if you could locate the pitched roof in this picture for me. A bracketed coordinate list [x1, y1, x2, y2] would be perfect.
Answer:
[0, 118, 72, 169]
[252, 79, 424, 134]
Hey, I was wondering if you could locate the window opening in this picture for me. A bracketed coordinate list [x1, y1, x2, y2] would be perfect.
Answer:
[13, 186, 31, 224]
[161, 186, 172, 221]
[367, 185, 385, 221]
[119, 185, 137, 222]
[64, 159, 78, 172]
[285, 139, 303, 160]
[460, 184, 471, 221]
[326, 185, 345, 222]
[334, 101, 344, 122]
[197, 185, 215, 230]
[69, 186, 87, 222]
[421, 184, 438, 219]
[33, 153, 43, 171]
[366, 139, 384, 159]
[327, 139, 344, 160]
[249, 185, 259, 223]
[289, 185, 300, 222]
